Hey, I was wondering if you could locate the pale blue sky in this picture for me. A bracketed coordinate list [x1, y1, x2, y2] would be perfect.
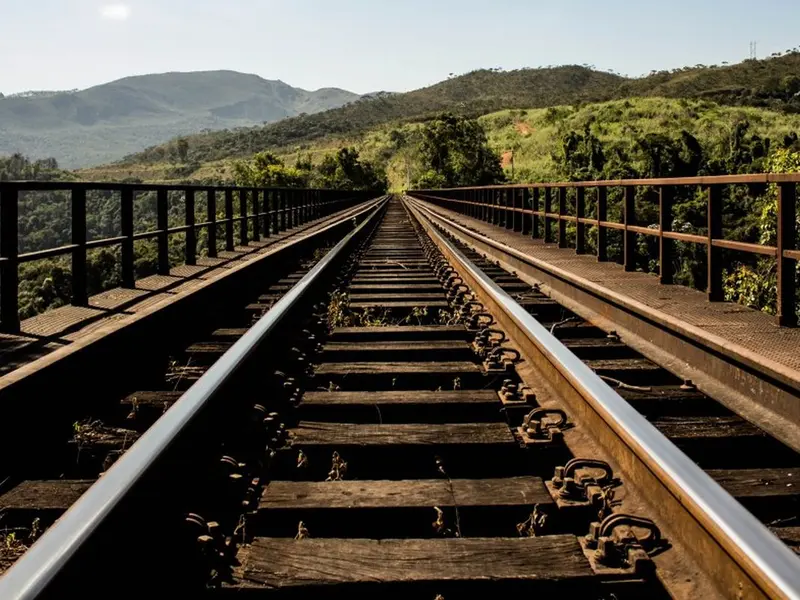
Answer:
[1, 0, 799, 95]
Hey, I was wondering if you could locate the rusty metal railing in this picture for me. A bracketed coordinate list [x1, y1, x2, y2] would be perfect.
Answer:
[409, 173, 800, 327]
[0, 182, 377, 333]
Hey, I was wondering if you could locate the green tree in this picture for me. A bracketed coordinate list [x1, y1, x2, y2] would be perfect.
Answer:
[316, 147, 387, 191]
[233, 152, 307, 188]
[416, 113, 505, 188]
[175, 138, 189, 163]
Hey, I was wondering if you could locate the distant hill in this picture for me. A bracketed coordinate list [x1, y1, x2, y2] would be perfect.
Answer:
[124, 66, 624, 165]
[0, 70, 359, 167]
[121, 54, 800, 168]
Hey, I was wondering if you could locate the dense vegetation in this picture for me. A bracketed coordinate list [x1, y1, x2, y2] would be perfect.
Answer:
[233, 147, 387, 191]
[122, 53, 800, 168]
[7, 52, 800, 322]
[0, 71, 359, 168]
[2, 146, 389, 320]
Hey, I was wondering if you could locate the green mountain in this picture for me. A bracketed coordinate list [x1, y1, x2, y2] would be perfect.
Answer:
[0, 70, 359, 168]
[121, 53, 800, 168]
[125, 66, 623, 165]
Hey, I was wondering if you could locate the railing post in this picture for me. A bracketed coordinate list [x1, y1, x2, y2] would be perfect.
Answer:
[185, 188, 196, 266]
[207, 188, 217, 258]
[157, 189, 170, 274]
[251, 189, 260, 242]
[225, 189, 234, 251]
[522, 188, 531, 235]
[505, 189, 513, 229]
[575, 187, 586, 254]
[597, 187, 608, 262]
[280, 191, 288, 231]
[239, 189, 248, 246]
[623, 186, 636, 272]
[544, 188, 553, 243]
[707, 185, 723, 301]
[532, 188, 540, 239]
[71, 188, 88, 305]
[512, 189, 521, 232]
[272, 191, 280, 233]
[777, 182, 797, 326]
[261, 190, 270, 239]
[121, 188, 135, 287]
[659, 186, 674, 284]
[0, 183, 20, 332]
[558, 187, 568, 249]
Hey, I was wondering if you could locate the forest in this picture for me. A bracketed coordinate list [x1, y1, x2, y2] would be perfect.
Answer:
[0, 148, 386, 320]
[120, 52, 800, 168]
[5, 60, 800, 322]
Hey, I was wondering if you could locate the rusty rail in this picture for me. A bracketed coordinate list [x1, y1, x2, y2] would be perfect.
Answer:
[409, 173, 799, 327]
[0, 182, 378, 333]
[407, 196, 800, 600]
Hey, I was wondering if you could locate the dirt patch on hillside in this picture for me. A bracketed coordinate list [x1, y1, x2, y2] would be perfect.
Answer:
[515, 122, 533, 136]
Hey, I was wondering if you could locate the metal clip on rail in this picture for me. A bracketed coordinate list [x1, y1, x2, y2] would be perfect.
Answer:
[483, 346, 520, 373]
[518, 408, 567, 445]
[184, 513, 237, 586]
[498, 378, 536, 423]
[546, 458, 615, 518]
[471, 328, 505, 358]
[582, 513, 661, 577]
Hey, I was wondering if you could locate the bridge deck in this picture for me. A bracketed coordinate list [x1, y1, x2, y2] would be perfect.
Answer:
[0, 203, 368, 377]
[417, 199, 800, 389]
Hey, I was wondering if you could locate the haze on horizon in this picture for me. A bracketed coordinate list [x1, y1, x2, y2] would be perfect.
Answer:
[2, 0, 799, 96]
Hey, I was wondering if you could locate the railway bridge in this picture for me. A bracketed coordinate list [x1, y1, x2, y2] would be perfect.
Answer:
[0, 176, 799, 599]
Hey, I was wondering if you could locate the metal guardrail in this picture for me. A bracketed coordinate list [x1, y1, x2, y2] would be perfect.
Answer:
[409, 173, 799, 327]
[407, 197, 800, 600]
[0, 181, 379, 332]
[0, 196, 388, 600]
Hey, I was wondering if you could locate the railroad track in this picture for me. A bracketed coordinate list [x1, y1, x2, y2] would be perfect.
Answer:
[1, 196, 799, 599]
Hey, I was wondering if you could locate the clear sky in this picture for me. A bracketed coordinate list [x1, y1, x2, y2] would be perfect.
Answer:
[2, 0, 799, 95]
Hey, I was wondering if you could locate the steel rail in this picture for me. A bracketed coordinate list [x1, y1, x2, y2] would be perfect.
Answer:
[407, 197, 800, 600]
[0, 196, 389, 600]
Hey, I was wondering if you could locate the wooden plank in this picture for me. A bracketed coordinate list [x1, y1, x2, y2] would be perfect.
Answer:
[355, 269, 432, 274]
[211, 328, 248, 339]
[322, 340, 469, 358]
[185, 341, 233, 354]
[560, 339, 637, 360]
[652, 416, 765, 439]
[351, 278, 440, 285]
[350, 300, 449, 309]
[0, 480, 93, 512]
[708, 468, 800, 497]
[349, 293, 445, 301]
[301, 390, 498, 406]
[352, 273, 438, 280]
[498, 282, 534, 291]
[349, 284, 442, 291]
[314, 361, 480, 376]
[236, 536, 593, 588]
[260, 477, 552, 510]
[331, 325, 469, 341]
[121, 390, 182, 406]
[290, 422, 515, 446]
